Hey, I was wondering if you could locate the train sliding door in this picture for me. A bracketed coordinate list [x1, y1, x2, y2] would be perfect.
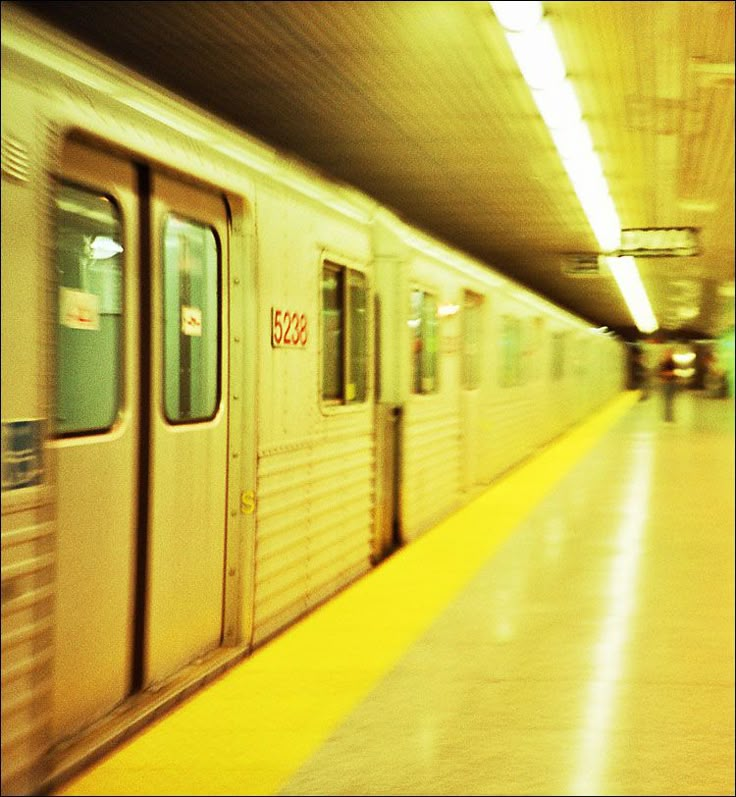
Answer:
[52, 141, 139, 742]
[51, 139, 229, 744]
[460, 289, 484, 490]
[145, 172, 229, 685]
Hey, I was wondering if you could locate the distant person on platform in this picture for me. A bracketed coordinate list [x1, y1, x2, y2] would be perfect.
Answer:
[658, 348, 678, 421]
[632, 346, 649, 400]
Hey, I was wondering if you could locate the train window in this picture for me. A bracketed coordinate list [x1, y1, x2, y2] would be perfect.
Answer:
[163, 215, 220, 422]
[498, 316, 522, 388]
[528, 316, 544, 381]
[519, 318, 536, 384]
[463, 291, 483, 390]
[551, 332, 566, 381]
[55, 183, 124, 435]
[349, 271, 368, 402]
[410, 289, 439, 394]
[574, 337, 587, 377]
[322, 266, 344, 401]
[321, 262, 367, 404]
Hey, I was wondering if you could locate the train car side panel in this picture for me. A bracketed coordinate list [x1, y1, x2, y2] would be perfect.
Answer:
[222, 192, 257, 648]
[482, 289, 539, 479]
[251, 185, 374, 645]
[402, 250, 463, 541]
[371, 219, 409, 559]
[1, 73, 56, 797]
[458, 282, 493, 493]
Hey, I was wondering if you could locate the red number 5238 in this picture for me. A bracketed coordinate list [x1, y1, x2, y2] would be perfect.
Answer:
[271, 308, 308, 348]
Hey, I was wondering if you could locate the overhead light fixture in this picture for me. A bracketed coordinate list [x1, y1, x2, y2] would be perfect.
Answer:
[505, 21, 567, 88]
[489, 1, 659, 333]
[489, 0, 543, 32]
[605, 257, 658, 334]
[619, 227, 700, 257]
[532, 78, 583, 129]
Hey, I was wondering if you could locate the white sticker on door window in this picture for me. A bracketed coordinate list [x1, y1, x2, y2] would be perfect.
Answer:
[181, 305, 203, 336]
[60, 287, 100, 330]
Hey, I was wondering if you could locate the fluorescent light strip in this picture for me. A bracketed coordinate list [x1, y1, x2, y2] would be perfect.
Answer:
[605, 257, 658, 334]
[490, 0, 543, 31]
[506, 21, 566, 88]
[489, 1, 658, 333]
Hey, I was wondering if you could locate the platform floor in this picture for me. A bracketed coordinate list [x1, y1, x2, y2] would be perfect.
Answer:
[53, 389, 735, 797]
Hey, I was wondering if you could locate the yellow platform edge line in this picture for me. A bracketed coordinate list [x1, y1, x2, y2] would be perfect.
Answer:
[56, 390, 639, 797]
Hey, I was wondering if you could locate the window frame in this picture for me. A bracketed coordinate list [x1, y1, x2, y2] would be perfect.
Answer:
[320, 257, 370, 409]
[53, 178, 126, 438]
[409, 285, 440, 396]
[498, 314, 523, 389]
[161, 211, 223, 425]
[462, 289, 484, 391]
[551, 330, 567, 382]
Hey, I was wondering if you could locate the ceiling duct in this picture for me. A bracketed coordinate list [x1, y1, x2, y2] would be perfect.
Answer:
[690, 58, 735, 89]
[562, 254, 605, 277]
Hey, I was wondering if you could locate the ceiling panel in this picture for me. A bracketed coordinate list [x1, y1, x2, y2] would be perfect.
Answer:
[13, 0, 735, 338]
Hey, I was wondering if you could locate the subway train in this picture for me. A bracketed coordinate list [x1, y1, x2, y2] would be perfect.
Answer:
[1, 7, 626, 795]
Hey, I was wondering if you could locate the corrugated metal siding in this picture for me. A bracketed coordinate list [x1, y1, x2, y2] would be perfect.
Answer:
[252, 423, 373, 646]
[475, 293, 626, 486]
[483, 389, 538, 479]
[1, 76, 56, 797]
[402, 402, 461, 541]
[477, 292, 546, 481]
[1, 495, 54, 797]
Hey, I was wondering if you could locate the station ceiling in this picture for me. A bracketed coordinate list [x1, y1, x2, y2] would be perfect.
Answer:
[15, 1, 735, 340]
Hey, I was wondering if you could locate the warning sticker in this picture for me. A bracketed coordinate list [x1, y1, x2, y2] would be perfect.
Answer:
[60, 288, 100, 330]
[181, 306, 203, 336]
[2, 419, 43, 491]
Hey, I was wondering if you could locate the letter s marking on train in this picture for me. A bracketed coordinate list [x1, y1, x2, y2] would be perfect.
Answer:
[240, 490, 256, 515]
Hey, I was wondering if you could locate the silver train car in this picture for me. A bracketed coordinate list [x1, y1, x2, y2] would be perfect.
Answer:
[1, 7, 626, 795]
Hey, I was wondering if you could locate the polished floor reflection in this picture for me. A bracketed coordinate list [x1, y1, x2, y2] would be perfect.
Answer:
[55, 391, 735, 797]
[279, 392, 734, 797]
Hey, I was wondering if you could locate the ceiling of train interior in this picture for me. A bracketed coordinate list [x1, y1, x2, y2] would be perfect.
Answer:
[14, 0, 735, 341]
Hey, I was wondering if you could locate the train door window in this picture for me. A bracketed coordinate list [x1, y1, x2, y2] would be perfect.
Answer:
[322, 265, 343, 401]
[529, 316, 544, 381]
[55, 183, 124, 435]
[321, 261, 368, 404]
[574, 337, 588, 378]
[162, 214, 220, 422]
[519, 318, 536, 384]
[462, 290, 483, 390]
[349, 270, 368, 402]
[498, 315, 522, 387]
[551, 332, 566, 381]
[410, 289, 439, 394]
